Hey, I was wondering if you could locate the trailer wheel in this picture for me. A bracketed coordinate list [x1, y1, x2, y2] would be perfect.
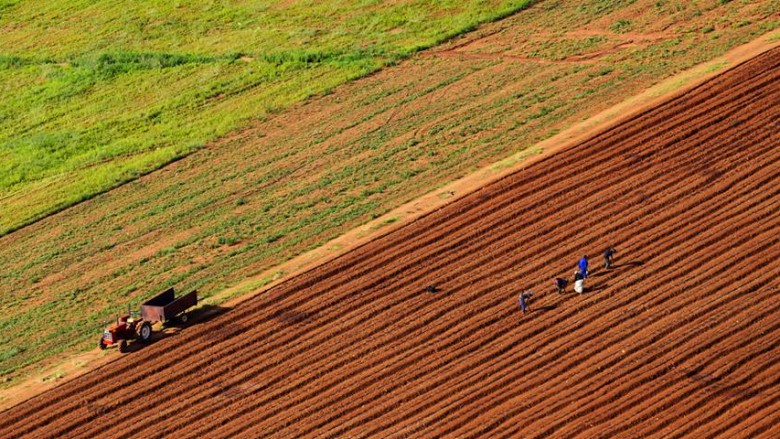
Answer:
[179, 313, 189, 325]
[139, 322, 152, 342]
[98, 339, 107, 350]
[118, 340, 127, 353]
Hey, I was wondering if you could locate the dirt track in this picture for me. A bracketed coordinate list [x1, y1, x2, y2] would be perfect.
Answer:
[2, 46, 780, 438]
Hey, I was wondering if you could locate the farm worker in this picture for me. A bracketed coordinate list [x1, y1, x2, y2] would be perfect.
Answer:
[578, 255, 589, 279]
[603, 246, 617, 270]
[518, 291, 534, 315]
[554, 277, 568, 294]
[574, 270, 585, 294]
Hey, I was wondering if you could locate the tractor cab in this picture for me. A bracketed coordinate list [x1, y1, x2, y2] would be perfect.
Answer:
[99, 312, 145, 352]
[115, 314, 130, 328]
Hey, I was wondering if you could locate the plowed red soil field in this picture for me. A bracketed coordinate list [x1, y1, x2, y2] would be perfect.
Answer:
[2, 46, 780, 439]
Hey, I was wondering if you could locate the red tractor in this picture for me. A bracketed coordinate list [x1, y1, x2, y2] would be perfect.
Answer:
[99, 288, 197, 353]
[99, 312, 152, 352]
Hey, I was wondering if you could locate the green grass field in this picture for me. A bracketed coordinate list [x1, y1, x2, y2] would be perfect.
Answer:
[0, 0, 536, 235]
[0, 0, 778, 390]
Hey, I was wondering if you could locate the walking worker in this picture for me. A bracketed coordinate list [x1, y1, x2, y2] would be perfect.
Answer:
[574, 270, 585, 294]
[519, 291, 534, 315]
[578, 255, 589, 279]
[604, 246, 617, 270]
[554, 277, 568, 294]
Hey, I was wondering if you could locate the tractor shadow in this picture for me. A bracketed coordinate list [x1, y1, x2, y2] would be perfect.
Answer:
[274, 308, 319, 325]
[164, 304, 231, 329]
[611, 260, 645, 270]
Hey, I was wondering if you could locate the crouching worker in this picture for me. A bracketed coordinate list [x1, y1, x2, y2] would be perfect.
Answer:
[574, 270, 585, 294]
[554, 277, 568, 294]
[519, 291, 534, 315]
[604, 246, 617, 270]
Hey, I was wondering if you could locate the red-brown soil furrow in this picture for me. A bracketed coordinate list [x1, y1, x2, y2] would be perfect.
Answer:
[61, 79, 780, 439]
[528, 217, 780, 436]
[655, 341, 780, 439]
[184, 148, 780, 439]
[204, 148, 780, 439]
[310, 99, 780, 436]
[732, 396, 780, 439]
[19, 124, 780, 439]
[1, 41, 779, 439]
[117, 109, 780, 439]
[408, 227, 780, 439]
[374, 276, 780, 435]
[464, 178, 780, 436]
[556, 264, 780, 438]
[675, 356, 780, 438]
[651, 341, 780, 437]
[262, 141, 780, 439]
[298, 111, 780, 436]
[368, 199, 780, 439]
[494, 292, 780, 439]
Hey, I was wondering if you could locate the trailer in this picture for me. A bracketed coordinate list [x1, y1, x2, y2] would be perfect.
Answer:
[99, 288, 198, 352]
[141, 288, 198, 324]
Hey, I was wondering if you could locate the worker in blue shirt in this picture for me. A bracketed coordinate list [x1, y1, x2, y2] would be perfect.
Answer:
[519, 291, 534, 315]
[578, 255, 589, 278]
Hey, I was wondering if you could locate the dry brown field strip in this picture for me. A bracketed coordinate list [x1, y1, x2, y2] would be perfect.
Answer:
[2, 46, 780, 439]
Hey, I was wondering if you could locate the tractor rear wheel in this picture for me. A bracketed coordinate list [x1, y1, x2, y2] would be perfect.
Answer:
[139, 322, 152, 342]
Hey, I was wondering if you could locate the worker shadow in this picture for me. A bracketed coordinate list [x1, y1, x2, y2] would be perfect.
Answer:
[683, 368, 760, 398]
[583, 283, 609, 294]
[535, 304, 558, 313]
[612, 260, 645, 270]
[275, 308, 319, 325]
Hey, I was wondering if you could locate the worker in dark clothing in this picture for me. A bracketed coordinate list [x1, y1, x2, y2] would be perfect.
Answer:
[519, 291, 534, 315]
[604, 247, 617, 270]
[578, 255, 589, 279]
[554, 277, 568, 294]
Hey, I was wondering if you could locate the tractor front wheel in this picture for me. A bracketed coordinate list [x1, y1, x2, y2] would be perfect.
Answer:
[118, 340, 127, 353]
[98, 339, 107, 350]
[139, 322, 152, 342]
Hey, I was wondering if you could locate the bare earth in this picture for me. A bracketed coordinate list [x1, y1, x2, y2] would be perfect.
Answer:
[2, 40, 779, 438]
